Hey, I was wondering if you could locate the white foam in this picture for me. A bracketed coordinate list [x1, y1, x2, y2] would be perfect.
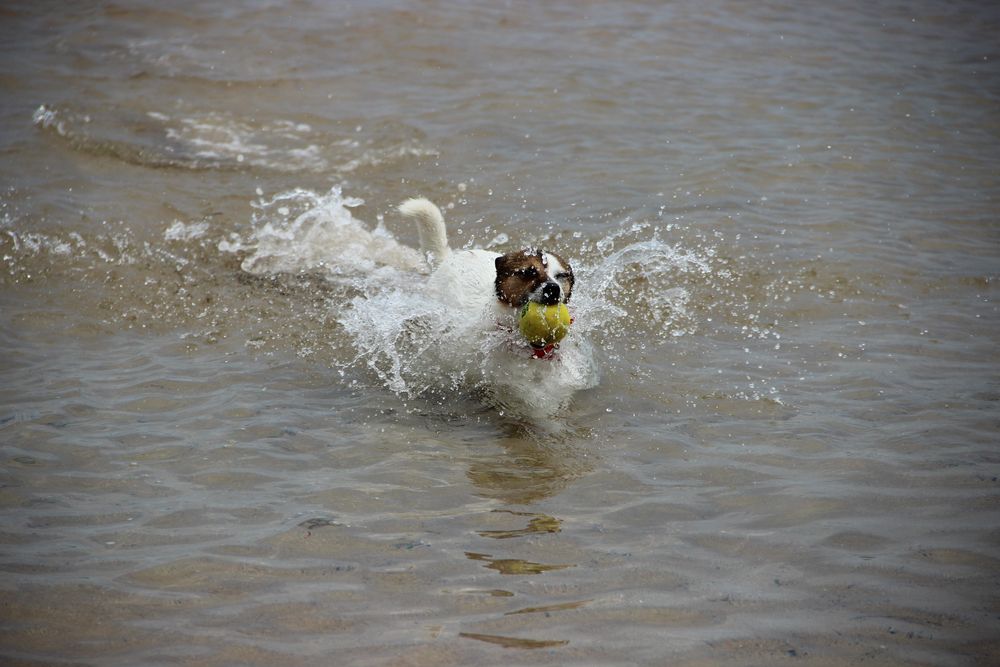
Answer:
[222, 186, 424, 280]
[164, 220, 210, 241]
[336, 143, 439, 174]
[32, 105, 68, 136]
[152, 112, 435, 174]
[153, 110, 329, 172]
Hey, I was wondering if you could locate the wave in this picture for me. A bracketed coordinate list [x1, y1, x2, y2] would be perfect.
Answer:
[32, 104, 437, 174]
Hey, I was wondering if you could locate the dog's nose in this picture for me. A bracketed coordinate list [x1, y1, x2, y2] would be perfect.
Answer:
[540, 281, 562, 305]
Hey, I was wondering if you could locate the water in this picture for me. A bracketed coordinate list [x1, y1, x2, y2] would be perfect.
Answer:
[2, 0, 999, 664]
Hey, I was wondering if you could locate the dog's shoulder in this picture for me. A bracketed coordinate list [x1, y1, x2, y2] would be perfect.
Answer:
[425, 248, 502, 313]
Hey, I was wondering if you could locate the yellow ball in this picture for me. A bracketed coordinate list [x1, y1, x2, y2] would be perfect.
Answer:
[519, 302, 571, 348]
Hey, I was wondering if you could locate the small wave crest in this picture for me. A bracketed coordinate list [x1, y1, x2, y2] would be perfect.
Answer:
[32, 105, 437, 174]
[149, 110, 328, 172]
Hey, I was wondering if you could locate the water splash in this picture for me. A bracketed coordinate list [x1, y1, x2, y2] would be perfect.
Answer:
[221, 186, 425, 281]
[570, 227, 710, 348]
[2, 177, 772, 415]
[319, 199, 718, 418]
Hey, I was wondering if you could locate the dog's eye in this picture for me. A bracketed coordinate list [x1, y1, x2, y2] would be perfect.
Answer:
[516, 267, 539, 278]
[555, 272, 571, 280]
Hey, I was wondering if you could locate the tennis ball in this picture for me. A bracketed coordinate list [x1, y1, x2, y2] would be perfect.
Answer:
[519, 301, 571, 348]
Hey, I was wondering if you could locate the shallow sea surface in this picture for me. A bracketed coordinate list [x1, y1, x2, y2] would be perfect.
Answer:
[2, 1, 999, 665]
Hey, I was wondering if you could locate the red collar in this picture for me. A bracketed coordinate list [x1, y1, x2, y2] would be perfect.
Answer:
[527, 313, 573, 360]
[495, 313, 573, 360]
[530, 344, 558, 359]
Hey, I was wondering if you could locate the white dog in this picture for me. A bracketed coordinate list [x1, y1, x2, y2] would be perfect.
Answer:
[398, 197, 575, 359]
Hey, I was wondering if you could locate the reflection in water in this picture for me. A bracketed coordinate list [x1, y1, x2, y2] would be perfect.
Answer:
[459, 632, 569, 649]
[460, 436, 583, 646]
[454, 588, 515, 598]
[476, 509, 562, 539]
[296, 517, 339, 534]
[459, 446, 581, 648]
[465, 432, 594, 504]
[465, 551, 575, 576]
[505, 600, 590, 616]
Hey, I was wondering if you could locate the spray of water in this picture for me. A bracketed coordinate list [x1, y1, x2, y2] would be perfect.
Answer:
[224, 187, 715, 419]
[2, 181, 731, 418]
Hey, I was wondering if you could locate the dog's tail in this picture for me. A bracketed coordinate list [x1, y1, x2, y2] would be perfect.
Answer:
[398, 197, 451, 268]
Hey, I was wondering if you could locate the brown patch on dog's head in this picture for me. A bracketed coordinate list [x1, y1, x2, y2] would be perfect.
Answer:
[494, 249, 574, 308]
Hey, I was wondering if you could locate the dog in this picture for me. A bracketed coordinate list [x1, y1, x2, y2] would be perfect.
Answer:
[398, 197, 575, 358]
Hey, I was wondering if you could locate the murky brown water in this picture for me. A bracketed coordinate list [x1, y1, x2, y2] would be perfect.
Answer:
[2, 1, 999, 664]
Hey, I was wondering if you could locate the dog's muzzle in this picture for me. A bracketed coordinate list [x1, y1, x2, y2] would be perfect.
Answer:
[538, 281, 562, 306]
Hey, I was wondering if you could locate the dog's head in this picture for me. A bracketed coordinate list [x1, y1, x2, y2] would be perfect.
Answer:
[494, 249, 574, 308]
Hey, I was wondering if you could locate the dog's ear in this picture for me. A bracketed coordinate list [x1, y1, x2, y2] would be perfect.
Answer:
[494, 251, 537, 306]
[494, 254, 515, 303]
